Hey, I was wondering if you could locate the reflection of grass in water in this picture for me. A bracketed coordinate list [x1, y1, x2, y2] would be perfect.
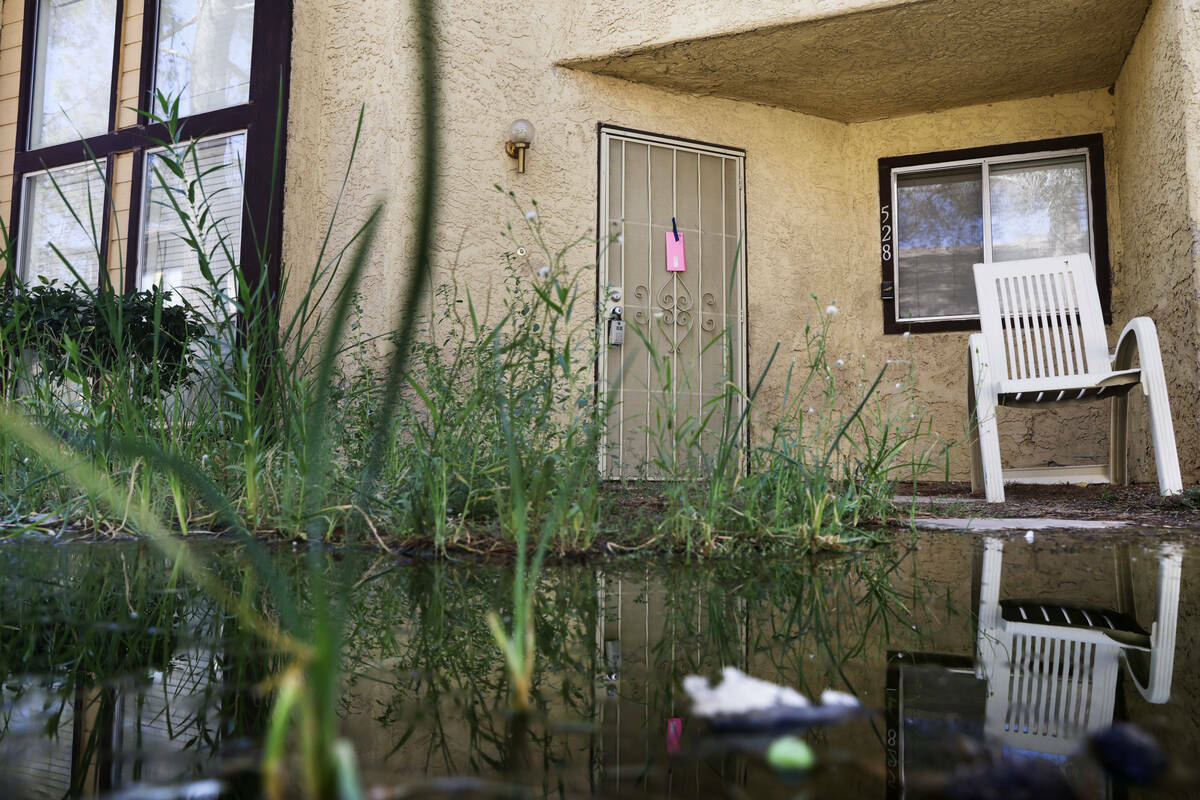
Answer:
[360, 552, 933, 790]
[348, 562, 598, 777]
[643, 550, 926, 697]
[0, 539, 943, 795]
[0, 543, 283, 796]
[0, 546, 179, 681]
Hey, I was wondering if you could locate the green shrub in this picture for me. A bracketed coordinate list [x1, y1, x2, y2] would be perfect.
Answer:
[386, 221, 603, 550]
[0, 280, 205, 402]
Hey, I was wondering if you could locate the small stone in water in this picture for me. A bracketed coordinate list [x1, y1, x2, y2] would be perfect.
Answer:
[766, 736, 815, 771]
[1090, 723, 1166, 787]
[945, 758, 1076, 800]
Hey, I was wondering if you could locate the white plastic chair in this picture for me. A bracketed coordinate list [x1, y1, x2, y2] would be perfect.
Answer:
[968, 253, 1182, 503]
[976, 538, 1182, 754]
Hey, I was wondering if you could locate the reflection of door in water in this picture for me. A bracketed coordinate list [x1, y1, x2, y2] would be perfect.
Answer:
[598, 128, 747, 479]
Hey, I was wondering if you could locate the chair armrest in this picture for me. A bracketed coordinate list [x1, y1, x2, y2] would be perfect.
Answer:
[1112, 317, 1159, 371]
[1123, 544, 1183, 703]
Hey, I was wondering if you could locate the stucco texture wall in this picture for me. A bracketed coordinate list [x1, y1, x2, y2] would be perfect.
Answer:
[562, 0, 1147, 123]
[844, 91, 1121, 479]
[282, 0, 1190, 485]
[565, 0, 903, 58]
[1113, 0, 1200, 483]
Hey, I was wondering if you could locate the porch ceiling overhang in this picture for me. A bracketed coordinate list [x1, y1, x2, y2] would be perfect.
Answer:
[558, 0, 1150, 123]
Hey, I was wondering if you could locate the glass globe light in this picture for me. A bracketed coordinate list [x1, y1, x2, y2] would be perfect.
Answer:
[508, 119, 535, 145]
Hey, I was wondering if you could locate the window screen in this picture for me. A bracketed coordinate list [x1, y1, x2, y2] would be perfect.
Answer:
[989, 156, 1090, 262]
[29, 0, 118, 148]
[138, 133, 246, 314]
[895, 166, 983, 321]
[19, 162, 107, 288]
[889, 149, 1095, 325]
[11, 0, 288, 328]
[154, 0, 255, 117]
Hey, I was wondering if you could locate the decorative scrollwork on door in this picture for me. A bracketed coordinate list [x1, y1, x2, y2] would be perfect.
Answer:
[632, 284, 649, 325]
[701, 292, 717, 333]
[656, 276, 694, 353]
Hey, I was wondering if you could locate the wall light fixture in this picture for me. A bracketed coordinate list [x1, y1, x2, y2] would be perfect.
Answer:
[505, 119, 535, 173]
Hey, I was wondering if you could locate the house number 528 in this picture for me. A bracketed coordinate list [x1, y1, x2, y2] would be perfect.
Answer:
[880, 204, 893, 262]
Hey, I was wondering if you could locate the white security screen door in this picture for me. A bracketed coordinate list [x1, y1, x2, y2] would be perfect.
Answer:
[598, 127, 747, 479]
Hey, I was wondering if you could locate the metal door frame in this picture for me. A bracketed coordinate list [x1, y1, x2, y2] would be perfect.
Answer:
[595, 124, 749, 478]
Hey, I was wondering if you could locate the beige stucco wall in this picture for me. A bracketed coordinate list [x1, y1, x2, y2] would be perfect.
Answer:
[283, 0, 1196, 485]
[561, 0, 1147, 123]
[844, 91, 1121, 478]
[564, 0, 904, 57]
[1113, 0, 1200, 482]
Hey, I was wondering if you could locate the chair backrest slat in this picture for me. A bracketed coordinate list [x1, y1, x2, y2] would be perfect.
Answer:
[1026, 275, 1051, 378]
[1003, 633, 1098, 739]
[1016, 276, 1038, 378]
[1036, 273, 1064, 376]
[993, 278, 1022, 381]
[1055, 270, 1084, 374]
[974, 254, 1109, 382]
[1046, 272, 1066, 371]
[1035, 275, 1059, 377]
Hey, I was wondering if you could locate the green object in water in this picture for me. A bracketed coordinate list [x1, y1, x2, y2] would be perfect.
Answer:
[767, 736, 816, 771]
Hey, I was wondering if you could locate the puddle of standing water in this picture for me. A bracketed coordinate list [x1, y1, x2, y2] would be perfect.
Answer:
[0, 531, 1194, 798]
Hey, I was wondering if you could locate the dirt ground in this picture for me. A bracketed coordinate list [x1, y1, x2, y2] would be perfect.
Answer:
[599, 481, 1200, 536]
[900, 481, 1200, 529]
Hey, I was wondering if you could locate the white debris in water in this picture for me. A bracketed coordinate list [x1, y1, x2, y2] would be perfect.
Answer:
[1025, 530, 1035, 543]
[819, 690, 861, 708]
[109, 777, 225, 799]
[683, 667, 810, 717]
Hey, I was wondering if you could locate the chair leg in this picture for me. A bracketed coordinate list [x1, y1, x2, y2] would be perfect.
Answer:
[1109, 394, 1129, 486]
[977, 401, 1005, 503]
[968, 367, 985, 494]
[1147, 391, 1183, 495]
[969, 340, 1004, 502]
[976, 537, 1005, 680]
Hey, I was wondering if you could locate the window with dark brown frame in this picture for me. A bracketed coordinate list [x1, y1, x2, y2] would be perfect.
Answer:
[9, 0, 291, 307]
[878, 135, 1111, 335]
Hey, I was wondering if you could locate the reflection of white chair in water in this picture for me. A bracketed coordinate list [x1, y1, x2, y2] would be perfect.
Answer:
[976, 538, 1182, 754]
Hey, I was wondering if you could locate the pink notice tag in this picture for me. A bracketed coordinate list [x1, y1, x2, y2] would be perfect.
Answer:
[665, 232, 687, 272]
[666, 718, 683, 754]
